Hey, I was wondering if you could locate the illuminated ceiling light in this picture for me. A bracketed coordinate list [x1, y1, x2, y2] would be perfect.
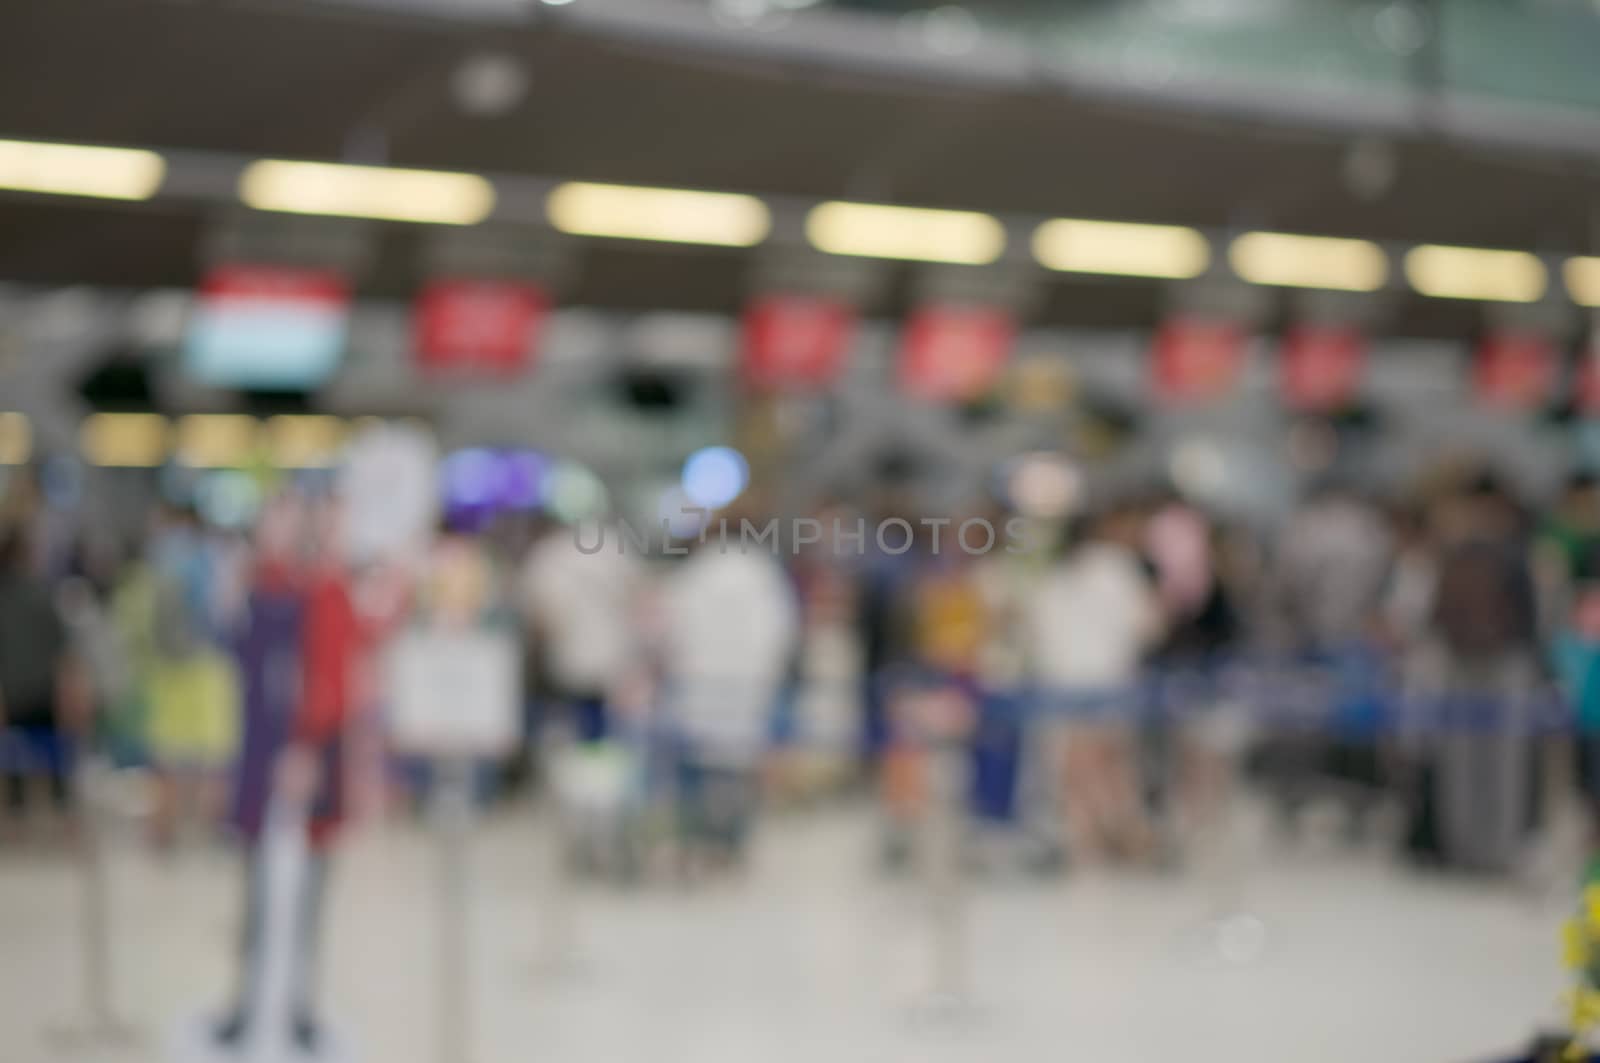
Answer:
[1032, 218, 1209, 279]
[239, 160, 495, 225]
[442, 448, 501, 508]
[0, 413, 31, 465]
[451, 54, 529, 117]
[545, 461, 607, 523]
[1228, 231, 1388, 291]
[547, 182, 770, 247]
[0, 138, 165, 200]
[681, 446, 749, 510]
[265, 415, 347, 469]
[1169, 437, 1229, 499]
[1565, 256, 1600, 308]
[1402, 244, 1546, 303]
[805, 201, 1005, 265]
[1007, 452, 1081, 520]
[80, 413, 170, 468]
[176, 414, 259, 468]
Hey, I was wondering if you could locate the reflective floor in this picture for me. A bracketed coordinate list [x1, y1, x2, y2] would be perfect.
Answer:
[0, 804, 1568, 1063]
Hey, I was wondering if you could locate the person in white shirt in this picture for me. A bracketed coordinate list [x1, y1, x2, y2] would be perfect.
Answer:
[519, 521, 641, 743]
[1028, 505, 1163, 862]
[658, 527, 798, 867]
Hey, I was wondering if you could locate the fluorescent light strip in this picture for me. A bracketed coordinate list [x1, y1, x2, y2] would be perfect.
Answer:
[265, 415, 347, 469]
[176, 414, 259, 468]
[1229, 231, 1388, 292]
[1, 134, 1582, 311]
[0, 413, 30, 465]
[806, 201, 1005, 265]
[0, 139, 165, 201]
[80, 413, 169, 468]
[1403, 244, 1546, 303]
[240, 160, 495, 225]
[1033, 218, 1209, 279]
[547, 182, 770, 247]
[1565, 256, 1600, 308]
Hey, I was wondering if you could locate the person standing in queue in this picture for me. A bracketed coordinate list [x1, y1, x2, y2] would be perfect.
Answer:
[658, 508, 798, 874]
[1028, 502, 1164, 864]
[216, 495, 363, 1054]
[0, 521, 89, 840]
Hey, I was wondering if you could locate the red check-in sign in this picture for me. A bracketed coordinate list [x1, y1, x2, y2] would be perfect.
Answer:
[898, 304, 1014, 401]
[415, 279, 548, 376]
[1152, 317, 1246, 403]
[1474, 330, 1557, 410]
[1281, 324, 1366, 410]
[202, 264, 348, 303]
[741, 294, 854, 390]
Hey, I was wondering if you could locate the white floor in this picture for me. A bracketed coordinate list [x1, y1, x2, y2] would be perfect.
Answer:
[0, 804, 1572, 1063]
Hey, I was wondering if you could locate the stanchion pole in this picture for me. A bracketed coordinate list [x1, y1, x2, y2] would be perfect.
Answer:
[911, 688, 976, 1026]
[434, 757, 474, 1063]
[47, 754, 142, 1055]
[1527, 702, 1585, 904]
[926, 738, 968, 1008]
[1189, 750, 1272, 968]
[536, 723, 576, 975]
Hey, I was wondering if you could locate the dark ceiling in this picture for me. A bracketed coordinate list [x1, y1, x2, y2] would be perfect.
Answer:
[0, 0, 1592, 334]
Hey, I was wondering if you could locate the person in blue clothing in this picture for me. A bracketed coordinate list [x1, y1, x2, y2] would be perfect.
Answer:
[1553, 557, 1600, 829]
[855, 464, 924, 770]
[0, 521, 89, 835]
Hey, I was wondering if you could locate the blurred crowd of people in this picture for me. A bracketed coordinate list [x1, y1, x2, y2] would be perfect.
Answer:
[1, 456, 1599, 887]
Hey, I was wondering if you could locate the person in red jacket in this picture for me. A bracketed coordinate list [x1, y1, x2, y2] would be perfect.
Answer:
[295, 556, 362, 847]
[216, 497, 366, 1054]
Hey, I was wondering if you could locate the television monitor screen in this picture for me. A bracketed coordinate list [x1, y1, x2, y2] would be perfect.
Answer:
[185, 264, 349, 390]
